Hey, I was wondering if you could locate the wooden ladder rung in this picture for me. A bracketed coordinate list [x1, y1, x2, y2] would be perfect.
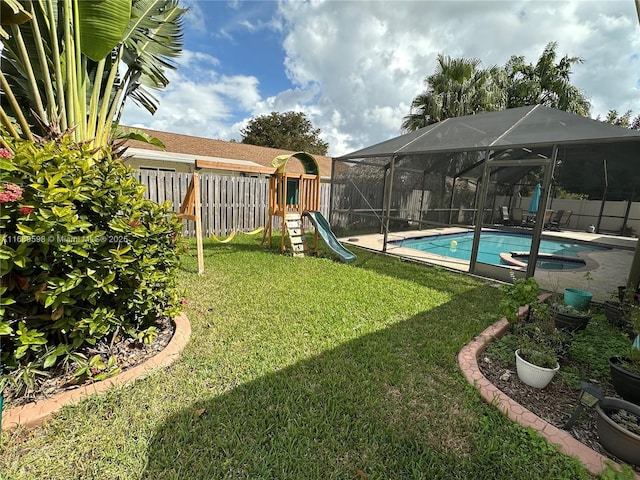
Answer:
[284, 213, 307, 257]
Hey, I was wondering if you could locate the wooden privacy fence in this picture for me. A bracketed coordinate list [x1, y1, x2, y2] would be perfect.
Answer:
[133, 170, 331, 237]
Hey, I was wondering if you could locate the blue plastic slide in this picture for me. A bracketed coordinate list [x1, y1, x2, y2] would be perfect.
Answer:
[304, 211, 356, 263]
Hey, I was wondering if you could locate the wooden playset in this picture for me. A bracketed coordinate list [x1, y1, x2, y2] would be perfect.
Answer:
[177, 158, 274, 274]
[261, 152, 321, 257]
[178, 153, 353, 272]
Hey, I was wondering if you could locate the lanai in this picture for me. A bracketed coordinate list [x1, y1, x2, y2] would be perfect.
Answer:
[331, 105, 640, 280]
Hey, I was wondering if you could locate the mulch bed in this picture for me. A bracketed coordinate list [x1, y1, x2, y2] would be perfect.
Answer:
[3, 316, 175, 409]
[478, 352, 640, 474]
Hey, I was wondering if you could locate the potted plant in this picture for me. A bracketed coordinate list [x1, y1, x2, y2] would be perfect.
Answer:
[609, 295, 640, 405]
[604, 286, 636, 336]
[514, 304, 574, 388]
[498, 274, 540, 323]
[563, 272, 593, 309]
[550, 301, 592, 332]
[595, 396, 640, 466]
[499, 278, 565, 389]
[515, 340, 560, 389]
[564, 288, 593, 309]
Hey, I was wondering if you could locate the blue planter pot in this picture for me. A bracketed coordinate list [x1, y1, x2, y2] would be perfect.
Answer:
[564, 288, 592, 309]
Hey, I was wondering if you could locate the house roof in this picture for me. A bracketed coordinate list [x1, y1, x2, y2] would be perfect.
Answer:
[124, 147, 275, 175]
[122, 127, 333, 177]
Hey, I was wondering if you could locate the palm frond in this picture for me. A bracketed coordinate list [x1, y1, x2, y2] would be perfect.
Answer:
[122, 0, 185, 91]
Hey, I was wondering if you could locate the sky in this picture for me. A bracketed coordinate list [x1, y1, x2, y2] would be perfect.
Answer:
[121, 0, 640, 157]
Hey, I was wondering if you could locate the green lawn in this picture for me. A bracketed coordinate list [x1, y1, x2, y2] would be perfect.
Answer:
[0, 235, 591, 479]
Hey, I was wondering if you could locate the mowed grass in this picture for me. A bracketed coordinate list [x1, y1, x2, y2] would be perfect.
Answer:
[1, 235, 591, 479]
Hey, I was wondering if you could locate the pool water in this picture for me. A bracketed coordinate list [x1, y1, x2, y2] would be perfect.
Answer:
[395, 231, 608, 270]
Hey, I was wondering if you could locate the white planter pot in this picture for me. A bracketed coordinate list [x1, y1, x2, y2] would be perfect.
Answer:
[515, 349, 559, 389]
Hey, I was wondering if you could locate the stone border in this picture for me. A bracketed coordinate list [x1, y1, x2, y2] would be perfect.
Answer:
[458, 313, 639, 478]
[2, 312, 191, 431]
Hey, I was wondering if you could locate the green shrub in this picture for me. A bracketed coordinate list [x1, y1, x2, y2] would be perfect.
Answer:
[499, 274, 540, 323]
[0, 134, 183, 394]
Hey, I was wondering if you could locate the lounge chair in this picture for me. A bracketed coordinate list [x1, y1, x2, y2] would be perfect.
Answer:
[511, 207, 524, 226]
[542, 209, 554, 229]
[500, 206, 510, 225]
[550, 210, 565, 226]
[549, 210, 572, 231]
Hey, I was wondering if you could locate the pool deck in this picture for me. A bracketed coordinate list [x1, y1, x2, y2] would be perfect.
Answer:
[340, 227, 636, 302]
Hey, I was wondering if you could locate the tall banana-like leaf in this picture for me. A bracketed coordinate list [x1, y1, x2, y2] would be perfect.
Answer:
[123, 0, 184, 87]
[78, 0, 130, 61]
[116, 0, 185, 117]
[0, 0, 129, 142]
[97, 0, 185, 145]
[0, 0, 31, 38]
[0, 0, 184, 148]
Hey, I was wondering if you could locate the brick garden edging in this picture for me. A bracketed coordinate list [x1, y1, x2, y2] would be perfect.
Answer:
[1, 312, 191, 431]
[458, 314, 639, 478]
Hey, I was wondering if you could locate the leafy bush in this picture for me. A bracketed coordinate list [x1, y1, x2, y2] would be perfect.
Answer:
[0, 134, 183, 394]
[499, 274, 540, 323]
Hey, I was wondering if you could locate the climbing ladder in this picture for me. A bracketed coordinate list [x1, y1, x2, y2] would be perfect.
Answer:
[284, 213, 308, 257]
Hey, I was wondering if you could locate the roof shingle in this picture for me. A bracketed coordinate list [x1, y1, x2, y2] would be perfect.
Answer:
[123, 127, 333, 176]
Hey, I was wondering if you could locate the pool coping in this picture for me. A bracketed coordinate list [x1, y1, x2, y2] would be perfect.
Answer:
[392, 229, 605, 273]
[457, 306, 639, 478]
[499, 251, 590, 271]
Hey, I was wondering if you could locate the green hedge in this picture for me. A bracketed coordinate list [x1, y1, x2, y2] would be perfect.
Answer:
[0, 135, 183, 393]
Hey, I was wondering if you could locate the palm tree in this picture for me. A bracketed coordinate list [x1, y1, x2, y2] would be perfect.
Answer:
[0, 0, 185, 147]
[505, 41, 590, 116]
[401, 55, 507, 132]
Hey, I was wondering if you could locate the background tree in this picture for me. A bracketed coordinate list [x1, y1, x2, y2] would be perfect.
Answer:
[401, 55, 506, 131]
[402, 42, 590, 133]
[0, 0, 185, 147]
[505, 42, 590, 116]
[603, 109, 640, 130]
[241, 111, 329, 155]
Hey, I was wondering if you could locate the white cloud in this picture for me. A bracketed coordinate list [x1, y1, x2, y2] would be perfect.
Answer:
[275, 0, 640, 155]
[122, 0, 640, 157]
[176, 50, 220, 71]
[239, 20, 256, 32]
[121, 49, 260, 141]
[181, 0, 206, 34]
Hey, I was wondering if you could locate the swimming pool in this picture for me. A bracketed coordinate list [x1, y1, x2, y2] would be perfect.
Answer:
[394, 231, 609, 270]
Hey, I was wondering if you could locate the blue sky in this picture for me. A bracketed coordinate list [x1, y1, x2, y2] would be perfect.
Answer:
[121, 0, 640, 156]
[184, 1, 289, 97]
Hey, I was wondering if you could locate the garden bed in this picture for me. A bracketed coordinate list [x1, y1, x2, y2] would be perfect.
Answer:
[3, 316, 175, 410]
[478, 311, 639, 474]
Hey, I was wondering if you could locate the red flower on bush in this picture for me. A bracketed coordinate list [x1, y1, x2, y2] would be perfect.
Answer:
[0, 148, 12, 158]
[0, 183, 23, 203]
[19, 206, 35, 215]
